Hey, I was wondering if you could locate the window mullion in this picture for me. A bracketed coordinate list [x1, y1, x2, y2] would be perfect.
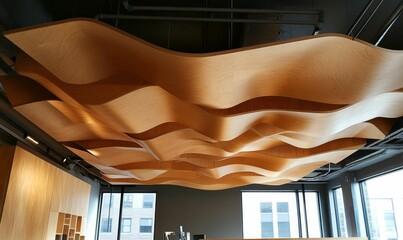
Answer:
[295, 190, 303, 238]
[117, 186, 124, 240]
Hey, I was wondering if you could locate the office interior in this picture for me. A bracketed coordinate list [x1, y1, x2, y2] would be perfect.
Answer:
[0, 0, 402, 240]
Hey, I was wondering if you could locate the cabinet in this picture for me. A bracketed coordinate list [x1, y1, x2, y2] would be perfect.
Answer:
[55, 212, 85, 240]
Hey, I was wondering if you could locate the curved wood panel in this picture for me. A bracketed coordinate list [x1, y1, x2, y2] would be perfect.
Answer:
[7, 19, 403, 107]
[2, 18, 403, 190]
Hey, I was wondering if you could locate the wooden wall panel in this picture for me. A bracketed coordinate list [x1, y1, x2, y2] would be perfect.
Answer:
[0, 146, 91, 240]
[47, 211, 59, 240]
[0, 146, 56, 240]
[50, 168, 64, 212]
[52, 169, 91, 217]
[0, 146, 15, 223]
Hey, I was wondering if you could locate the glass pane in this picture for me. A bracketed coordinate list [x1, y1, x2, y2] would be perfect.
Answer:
[261, 213, 273, 222]
[121, 218, 132, 233]
[362, 169, 403, 240]
[278, 222, 291, 238]
[277, 213, 289, 222]
[121, 193, 156, 240]
[333, 187, 348, 237]
[261, 222, 274, 238]
[143, 194, 155, 208]
[98, 193, 121, 240]
[260, 202, 272, 213]
[277, 202, 289, 213]
[299, 192, 322, 237]
[140, 218, 153, 233]
[101, 218, 113, 233]
[123, 194, 133, 208]
[242, 192, 299, 238]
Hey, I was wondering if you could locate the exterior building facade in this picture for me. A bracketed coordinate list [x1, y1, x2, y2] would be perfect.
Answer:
[99, 193, 156, 240]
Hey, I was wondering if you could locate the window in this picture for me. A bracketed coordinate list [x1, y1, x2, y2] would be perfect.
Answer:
[260, 202, 272, 213]
[333, 187, 348, 237]
[140, 218, 153, 233]
[100, 218, 112, 233]
[121, 218, 132, 233]
[361, 169, 403, 240]
[123, 194, 133, 208]
[260, 202, 273, 238]
[102, 193, 115, 209]
[98, 192, 156, 240]
[243, 191, 320, 238]
[277, 202, 290, 237]
[298, 192, 321, 237]
[99, 193, 121, 239]
[143, 194, 154, 208]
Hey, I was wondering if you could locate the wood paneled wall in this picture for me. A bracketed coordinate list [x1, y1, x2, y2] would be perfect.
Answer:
[0, 145, 91, 240]
[0, 146, 15, 222]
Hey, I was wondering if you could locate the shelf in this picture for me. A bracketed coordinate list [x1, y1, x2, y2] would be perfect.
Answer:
[76, 216, 82, 233]
[54, 212, 85, 240]
[70, 215, 77, 229]
[56, 213, 65, 234]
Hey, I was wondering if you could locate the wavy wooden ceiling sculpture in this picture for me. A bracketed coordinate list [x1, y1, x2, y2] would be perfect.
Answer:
[1, 19, 403, 190]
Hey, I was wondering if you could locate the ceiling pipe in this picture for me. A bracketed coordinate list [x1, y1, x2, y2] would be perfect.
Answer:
[121, 3, 321, 16]
[321, 149, 387, 181]
[347, 0, 374, 36]
[95, 14, 320, 27]
[362, 128, 403, 150]
[353, 0, 384, 39]
[374, 2, 403, 46]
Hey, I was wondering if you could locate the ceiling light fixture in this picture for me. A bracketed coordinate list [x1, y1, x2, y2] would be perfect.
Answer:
[25, 135, 39, 145]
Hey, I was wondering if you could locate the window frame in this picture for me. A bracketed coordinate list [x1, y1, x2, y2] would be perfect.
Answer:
[260, 202, 274, 238]
[96, 188, 157, 240]
[123, 194, 134, 208]
[120, 218, 132, 233]
[359, 168, 403, 240]
[139, 217, 153, 233]
[332, 187, 348, 237]
[241, 189, 323, 238]
[143, 194, 154, 209]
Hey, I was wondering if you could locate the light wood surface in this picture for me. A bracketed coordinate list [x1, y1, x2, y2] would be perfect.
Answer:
[2, 18, 403, 190]
[0, 146, 91, 240]
[0, 146, 15, 222]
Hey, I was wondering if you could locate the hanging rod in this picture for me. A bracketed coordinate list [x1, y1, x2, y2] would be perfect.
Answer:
[95, 14, 320, 27]
[375, 2, 403, 46]
[121, 4, 321, 16]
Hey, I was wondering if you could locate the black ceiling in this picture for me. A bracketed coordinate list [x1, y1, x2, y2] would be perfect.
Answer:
[1, 0, 402, 53]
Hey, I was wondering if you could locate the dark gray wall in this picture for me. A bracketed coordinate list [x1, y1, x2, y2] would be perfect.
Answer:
[155, 186, 242, 239]
[76, 173, 100, 240]
[120, 183, 329, 239]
